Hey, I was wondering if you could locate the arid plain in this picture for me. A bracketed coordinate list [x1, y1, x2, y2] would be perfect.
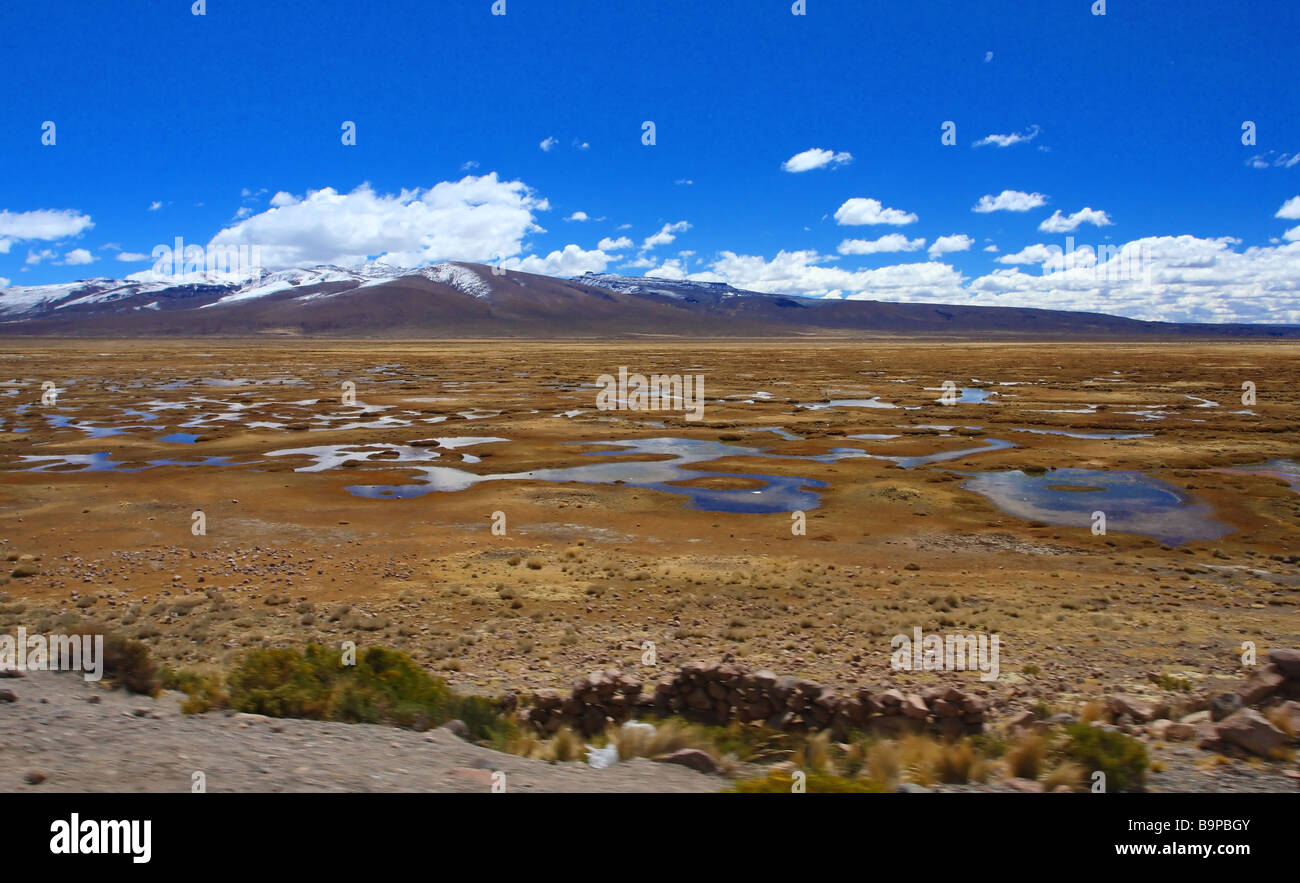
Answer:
[3, 338, 1297, 719]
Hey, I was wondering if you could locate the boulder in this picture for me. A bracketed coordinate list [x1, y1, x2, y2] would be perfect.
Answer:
[1237, 664, 1285, 705]
[1267, 649, 1300, 679]
[1214, 708, 1289, 758]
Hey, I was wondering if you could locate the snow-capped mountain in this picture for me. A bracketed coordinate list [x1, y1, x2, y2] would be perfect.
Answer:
[2, 262, 1297, 339]
[0, 262, 497, 318]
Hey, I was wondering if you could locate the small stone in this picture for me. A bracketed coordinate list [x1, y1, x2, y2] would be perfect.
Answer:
[24, 771, 46, 785]
[1209, 692, 1244, 722]
[653, 748, 719, 775]
[441, 719, 470, 740]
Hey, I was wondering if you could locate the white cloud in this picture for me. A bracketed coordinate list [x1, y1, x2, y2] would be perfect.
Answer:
[837, 234, 925, 255]
[539, 136, 558, 152]
[573, 139, 590, 150]
[782, 148, 853, 173]
[984, 51, 994, 62]
[461, 160, 480, 171]
[1276, 196, 1300, 220]
[598, 236, 633, 251]
[63, 248, 94, 265]
[972, 190, 1048, 213]
[928, 234, 973, 258]
[834, 198, 918, 226]
[642, 221, 690, 250]
[0, 209, 94, 246]
[501, 243, 612, 277]
[997, 243, 1060, 265]
[206, 174, 549, 268]
[565, 211, 589, 222]
[116, 252, 150, 262]
[694, 249, 968, 301]
[973, 125, 1040, 148]
[269, 191, 300, 207]
[234, 206, 253, 219]
[149, 201, 162, 211]
[674, 178, 694, 186]
[1248, 152, 1300, 170]
[646, 259, 690, 280]
[1038, 207, 1113, 233]
[0, 277, 8, 288]
[25, 248, 56, 265]
[1284, 225, 1300, 242]
[983, 244, 999, 253]
[659, 234, 1300, 324]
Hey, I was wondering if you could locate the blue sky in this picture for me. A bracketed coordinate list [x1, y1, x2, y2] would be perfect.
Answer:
[2, 0, 1299, 322]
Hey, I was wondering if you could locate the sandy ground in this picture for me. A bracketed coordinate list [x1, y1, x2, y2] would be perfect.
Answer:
[0, 669, 717, 793]
[1, 339, 1298, 781]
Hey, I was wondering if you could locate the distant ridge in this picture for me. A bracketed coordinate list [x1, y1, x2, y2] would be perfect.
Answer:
[3, 263, 1298, 339]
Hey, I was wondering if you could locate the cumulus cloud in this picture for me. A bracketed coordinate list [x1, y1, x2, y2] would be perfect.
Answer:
[0, 277, 8, 288]
[25, 248, 56, 265]
[116, 251, 150, 262]
[834, 198, 918, 226]
[0, 209, 94, 255]
[645, 259, 691, 280]
[972, 190, 1048, 213]
[928, 234, 973, 258]
[205, 174, 549, 268]
[539, 136, 558, 152]
[973, 125, 1040, 148]
[642, 221, 690, 250]
[1038, 207, 1113, 233]
[782, 148, 853, 173]
[500, 243, 612, 276]
[598, 236, 633, 251]
[565, 211, 589, 222]
[1276, 196, 1300, 220]
[63, 248, 94, 265]
[691, 249, 968, 301]
[997, 243, 1060, 265]
[654, 235, 1300, 324]
[837, 234, 925, 255]
[149, 201, 162, 211]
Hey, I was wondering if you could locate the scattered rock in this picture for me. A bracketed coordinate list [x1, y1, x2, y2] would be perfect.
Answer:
[1214, 709, 1289, 758]
[441, 719, 470, 740]
[653, 748, 718, 775]
[1209, 692, 1244, 722]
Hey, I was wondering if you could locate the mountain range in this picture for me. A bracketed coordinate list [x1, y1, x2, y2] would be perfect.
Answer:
[2, 263, 1297, 339]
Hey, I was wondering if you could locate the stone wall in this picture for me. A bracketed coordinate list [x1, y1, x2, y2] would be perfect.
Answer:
[525, 660, 990, 739]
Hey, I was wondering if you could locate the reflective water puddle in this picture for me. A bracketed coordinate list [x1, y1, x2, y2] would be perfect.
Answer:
[336, 437, 828, 513]
[961, 467, 1232, 545]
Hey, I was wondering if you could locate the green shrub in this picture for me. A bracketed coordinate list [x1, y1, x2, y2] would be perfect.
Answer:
[225, 643, 512, 741]
[1064, 723, 1149, 792]
[160, 667, 226, 713]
